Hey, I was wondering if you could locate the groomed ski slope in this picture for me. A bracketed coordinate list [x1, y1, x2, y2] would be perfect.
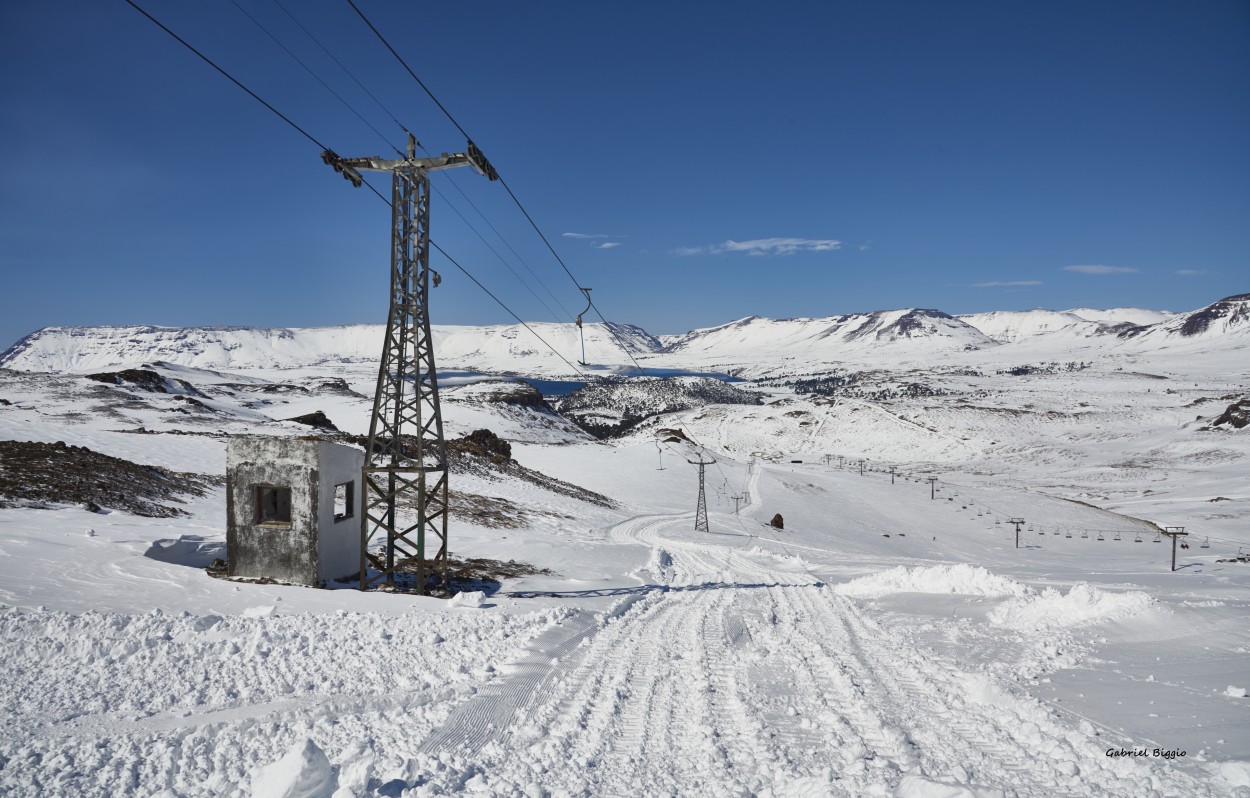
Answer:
[410, 507, 1206, 797]
[3, 453, 1245, 796]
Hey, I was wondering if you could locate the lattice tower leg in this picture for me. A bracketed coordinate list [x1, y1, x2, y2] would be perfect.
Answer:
[695, 462, 709, 533]
[359, 168, 449, 592]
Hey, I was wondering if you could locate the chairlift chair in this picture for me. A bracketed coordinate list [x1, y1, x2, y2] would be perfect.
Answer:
[1081, 530, 1088, 539]
[1065, 530, 1073, 538]
[1097, 531, 1104, 541]
[1114, 531, 1121, 541]
[1038, 527, 1045, 535]
[1052, 528, 1060, 535]
[1153, 532, 1162, 543]
[574, 288, 593, 366]
[1201, 536, 1210, 549]
[1134, 532, 1142, 543]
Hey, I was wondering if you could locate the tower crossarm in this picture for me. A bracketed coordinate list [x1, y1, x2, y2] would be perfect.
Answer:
[323, 138, 499, 183]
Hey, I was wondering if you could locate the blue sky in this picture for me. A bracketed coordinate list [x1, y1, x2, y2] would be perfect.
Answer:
[1, 1, 1247, 348]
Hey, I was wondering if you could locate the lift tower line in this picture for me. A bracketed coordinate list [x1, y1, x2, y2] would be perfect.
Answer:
[1163, 527, 1189, 572]
[1009, 518, 1026, 549]
[686, 453, 717, 534]
[325, 135, 498, 592]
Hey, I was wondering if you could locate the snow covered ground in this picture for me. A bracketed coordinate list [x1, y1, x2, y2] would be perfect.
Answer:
[1, 296, 1248, 796]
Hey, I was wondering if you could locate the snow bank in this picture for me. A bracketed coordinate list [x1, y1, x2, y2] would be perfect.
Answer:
[988, 583, 1153, 630]
[835, 564, 1029, 598]
[251, 738, 337, 798]
[894, 773, 1006, 798]
[141, 534, 225, 568]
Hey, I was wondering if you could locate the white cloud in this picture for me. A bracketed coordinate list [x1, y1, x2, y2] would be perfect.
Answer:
[562, 232, 611, 239]
[677, 237, 842, 256]
[595, 242, 622, 249]
[973, 280, 1043, 288]
[1062, 264, 1138, 275]
[1175, 269, 1206, 276]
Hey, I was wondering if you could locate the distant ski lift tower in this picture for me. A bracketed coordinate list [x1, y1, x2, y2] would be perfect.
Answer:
[687, 453, 716, 533]
[323, 134, 498, 592]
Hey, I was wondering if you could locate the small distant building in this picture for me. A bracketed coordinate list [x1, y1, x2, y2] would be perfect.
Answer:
[226, 436, 362, 587]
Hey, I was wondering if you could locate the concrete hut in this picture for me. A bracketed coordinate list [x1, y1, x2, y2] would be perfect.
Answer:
[226, 436, 362, 587]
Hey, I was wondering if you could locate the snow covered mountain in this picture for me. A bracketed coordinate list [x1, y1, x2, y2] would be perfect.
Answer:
[1064, 307, 1175, 327]
[2, 295, 1244, 377]
[1119, 292, 1250, 341]
[658, 309, 997, 371]
[0, 321, 661, 375]
[957, 309, 1102, 343]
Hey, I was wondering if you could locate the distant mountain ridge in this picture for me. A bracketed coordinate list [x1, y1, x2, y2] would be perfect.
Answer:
[1, 294, 1244, 376]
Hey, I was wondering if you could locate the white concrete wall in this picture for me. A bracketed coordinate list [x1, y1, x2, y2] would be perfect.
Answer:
[226, 437, 319, 585]
[315, 440, 364, 585]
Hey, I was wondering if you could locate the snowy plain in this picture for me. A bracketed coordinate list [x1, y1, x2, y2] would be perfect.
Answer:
[0, 296, 1247, 797]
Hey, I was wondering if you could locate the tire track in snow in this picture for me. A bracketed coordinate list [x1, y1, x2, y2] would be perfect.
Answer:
[415, 507, 1217, 796]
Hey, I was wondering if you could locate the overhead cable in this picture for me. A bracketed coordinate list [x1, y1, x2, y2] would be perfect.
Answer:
[343, 0, 644, 371]
[124, 0, 327, 150]
[126, 0, 586, 379]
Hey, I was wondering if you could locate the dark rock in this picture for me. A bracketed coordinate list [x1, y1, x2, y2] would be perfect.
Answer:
[0, 440, 217, 517]
[770, 513, 784, 529]
[465, 428, 512, 460]
[85, 368, 201, 396]
[1211, 399, 1250, 430]
[285, 411, 339, 432]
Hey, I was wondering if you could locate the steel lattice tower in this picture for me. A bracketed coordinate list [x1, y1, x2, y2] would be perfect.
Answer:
[687, 455, 715, 533]
[323, 136, 496, 592]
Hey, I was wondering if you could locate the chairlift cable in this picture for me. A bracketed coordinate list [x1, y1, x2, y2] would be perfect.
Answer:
[344, 0, 645, 369]
[124, 0, 327, 151]
[126, 0, 585, 381]
[227, 0, 399, 154]
[232, 0, 570, 326]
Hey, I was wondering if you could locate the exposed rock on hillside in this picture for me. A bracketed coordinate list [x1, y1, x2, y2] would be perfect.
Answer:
[285, 411, 339, 432]
[1210, 399, 1250, 430]
[553, 376, 762, 439]
[86, 367, 201, 396]
[1179, 293, 1250, 336]
[0, 440, 218, 516]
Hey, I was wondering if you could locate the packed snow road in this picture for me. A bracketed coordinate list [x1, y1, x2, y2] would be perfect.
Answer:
[413, 510, 1213, 797]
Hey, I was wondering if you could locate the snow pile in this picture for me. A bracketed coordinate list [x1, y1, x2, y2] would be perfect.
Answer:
[250, 738, 337, 798]
[1212, 760, 1250, 788]
[142, 534, 225, 568]
[1225, 685, 1247, 698]
[448, 590, 487, 609]
[835, 564, 1030, 598]
[988, 583, 1153, 630]
[893, 773, 1006, 798]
